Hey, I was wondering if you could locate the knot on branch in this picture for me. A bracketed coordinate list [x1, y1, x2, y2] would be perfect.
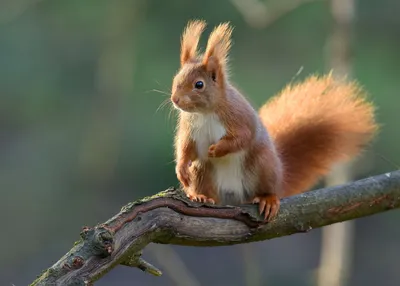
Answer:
[79, 226, 114, 258]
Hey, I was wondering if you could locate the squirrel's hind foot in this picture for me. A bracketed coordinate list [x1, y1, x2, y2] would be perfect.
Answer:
[187, 193, 216, 204]
[252, 194, 280, 222]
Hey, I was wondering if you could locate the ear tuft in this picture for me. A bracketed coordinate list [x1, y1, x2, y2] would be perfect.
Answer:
[180, 19, 207, 66]
[202, 22, 233, 73]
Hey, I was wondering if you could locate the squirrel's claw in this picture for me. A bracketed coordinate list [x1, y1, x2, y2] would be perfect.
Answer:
[208, 144, 218, 157]
[252, 194, 280, 222]
[187, 193, 215, 204]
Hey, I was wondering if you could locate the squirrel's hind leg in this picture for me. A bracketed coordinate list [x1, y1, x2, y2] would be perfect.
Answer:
[247, 144, 283, 221]
[184, 161, 218, 204]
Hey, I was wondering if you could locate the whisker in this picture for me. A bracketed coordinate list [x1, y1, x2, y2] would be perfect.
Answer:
[289, 66, 304, 83]
[168, 104, 177, 122]
[150, 79, 177, 126]
[155, 98, 171, 114]
[153, 80, 172, 92]
[153, 89, 171, 96]
[165, 158, 176, 165]
[145, 89, 171, 97]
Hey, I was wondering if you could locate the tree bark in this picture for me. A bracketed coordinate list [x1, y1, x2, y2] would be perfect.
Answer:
[31, 170, 400, 286]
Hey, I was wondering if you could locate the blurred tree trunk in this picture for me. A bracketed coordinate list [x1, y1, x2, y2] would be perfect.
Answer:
[317, 1, 355, 286]
[242, 244, 262, 286]
[148, 244, 201, 286]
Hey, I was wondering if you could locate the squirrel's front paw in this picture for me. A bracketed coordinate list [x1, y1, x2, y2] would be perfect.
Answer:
[176, 161, 191, 187]
[208, 144, 227, 158]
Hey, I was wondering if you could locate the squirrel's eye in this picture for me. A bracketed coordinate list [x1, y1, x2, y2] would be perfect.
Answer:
[194, 81, 204, 89]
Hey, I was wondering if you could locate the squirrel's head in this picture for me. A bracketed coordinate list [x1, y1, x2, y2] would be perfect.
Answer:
[171, 20, 233, 113]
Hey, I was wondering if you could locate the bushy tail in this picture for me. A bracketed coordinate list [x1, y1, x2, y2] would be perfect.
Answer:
[259, 74, 378, 197]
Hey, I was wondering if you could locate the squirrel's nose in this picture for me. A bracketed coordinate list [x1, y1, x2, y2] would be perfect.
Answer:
[172, 96, 180, 105]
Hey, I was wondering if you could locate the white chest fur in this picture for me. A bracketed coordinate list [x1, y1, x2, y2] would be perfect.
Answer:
[191, 113, 226, 159]
[191, 113, 247, 203]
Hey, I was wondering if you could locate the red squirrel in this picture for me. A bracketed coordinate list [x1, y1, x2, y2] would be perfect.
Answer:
[170, 20, 378, 221]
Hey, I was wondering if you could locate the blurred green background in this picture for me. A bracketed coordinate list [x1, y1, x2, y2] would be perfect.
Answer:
[1, 0, 399, 285]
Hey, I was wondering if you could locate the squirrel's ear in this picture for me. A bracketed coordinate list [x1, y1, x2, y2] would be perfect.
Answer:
[202, 22, 233, 84]
[180, 20, 206, 67]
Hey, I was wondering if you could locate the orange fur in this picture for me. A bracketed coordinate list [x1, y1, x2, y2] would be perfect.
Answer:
[203, 22, 233, 70]
[170, 20, 378, 221]
[202, 22, 233, 85]
[180, 20, 206, 66]
[259, 74, 378, 197]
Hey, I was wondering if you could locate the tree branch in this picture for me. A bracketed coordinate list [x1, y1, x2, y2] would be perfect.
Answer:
[31, 170, 400, 285]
